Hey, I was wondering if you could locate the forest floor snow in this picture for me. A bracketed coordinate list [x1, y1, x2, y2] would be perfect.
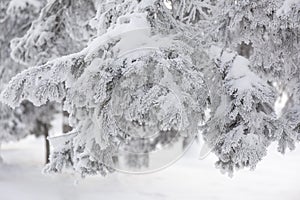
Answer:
[1, 134, 300, 200]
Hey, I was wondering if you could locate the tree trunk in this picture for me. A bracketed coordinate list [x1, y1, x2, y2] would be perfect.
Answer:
[44, 124, 50, 164]
[237, 42, 253, 58]
[63, 110, 72, 133]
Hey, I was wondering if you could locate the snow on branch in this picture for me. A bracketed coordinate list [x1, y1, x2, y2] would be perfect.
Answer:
[204, 46, 298, 175]
[1, 2, 209, 176]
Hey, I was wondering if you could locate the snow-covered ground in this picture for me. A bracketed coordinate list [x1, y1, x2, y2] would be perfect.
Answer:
[1, 134, 300, 200]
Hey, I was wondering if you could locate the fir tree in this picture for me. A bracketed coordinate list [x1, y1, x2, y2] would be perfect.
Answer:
[1, 0, 299, 176]
[0, 0, 56, 164]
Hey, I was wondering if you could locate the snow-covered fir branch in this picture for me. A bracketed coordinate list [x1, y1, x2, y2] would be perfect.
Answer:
[0, 0, 299, 177]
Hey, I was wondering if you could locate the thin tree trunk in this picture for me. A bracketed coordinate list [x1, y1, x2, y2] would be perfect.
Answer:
[63, 111, 72, 133]
[44, 124, 50, 164]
